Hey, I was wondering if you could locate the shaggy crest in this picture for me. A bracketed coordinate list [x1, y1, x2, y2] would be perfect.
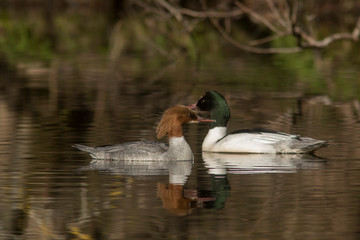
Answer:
[156, 105, 198, 139]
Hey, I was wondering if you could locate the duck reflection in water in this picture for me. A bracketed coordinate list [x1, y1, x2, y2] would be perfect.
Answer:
[202, 152, 326, 175]
[157, 153, 327, 215]
[88, 159, 202, 215]
[157, 182, 197, 216]
[88, 158, 227, 216]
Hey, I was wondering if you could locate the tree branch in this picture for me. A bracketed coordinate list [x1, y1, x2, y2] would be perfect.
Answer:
[179, 8, 244, 18]
[211, 18, 302, 53]
[234, 0, 282, 35]
[132, 0, 170, 18]
[293, 17, 360, 48]
[155, 0, 182, 22]
[265, 0, 291, 31]
[131, 0, 360, 54]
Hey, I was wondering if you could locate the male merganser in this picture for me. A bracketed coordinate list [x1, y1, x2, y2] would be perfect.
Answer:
[190, 90, 328, 154]
[73, 105, 213, 160]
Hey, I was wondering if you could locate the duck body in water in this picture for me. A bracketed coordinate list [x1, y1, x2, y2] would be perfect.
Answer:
[190, 90, 328, 154]
[73, 105, 213, 160]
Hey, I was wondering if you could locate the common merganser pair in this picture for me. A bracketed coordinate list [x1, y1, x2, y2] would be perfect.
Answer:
[73, 91, 327, 160]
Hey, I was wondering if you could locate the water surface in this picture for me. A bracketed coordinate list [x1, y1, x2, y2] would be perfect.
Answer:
[1, 55, 360, 240]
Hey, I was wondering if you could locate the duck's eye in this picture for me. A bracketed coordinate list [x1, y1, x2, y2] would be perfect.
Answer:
[197, 99, 205, 105]
[188, 113, 196, 119]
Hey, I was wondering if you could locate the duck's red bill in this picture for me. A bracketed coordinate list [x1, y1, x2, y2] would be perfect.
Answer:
[197, 116, 215, 123]
[187, 103, 198, 110]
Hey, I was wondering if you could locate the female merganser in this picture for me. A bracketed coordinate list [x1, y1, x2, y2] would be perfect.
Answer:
[73, 105, 213, 160]
[190, 90, 327, 154]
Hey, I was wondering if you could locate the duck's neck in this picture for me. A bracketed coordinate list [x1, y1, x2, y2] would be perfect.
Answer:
[202, 126, 227, 151]
[168, 136, 187, 148]
[167, 136, 193, 160]
[168, 125, 183, 138]
[209, 108, 230, 129]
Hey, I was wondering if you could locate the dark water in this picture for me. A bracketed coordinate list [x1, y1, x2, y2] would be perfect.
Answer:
[1, 55, 360, 240]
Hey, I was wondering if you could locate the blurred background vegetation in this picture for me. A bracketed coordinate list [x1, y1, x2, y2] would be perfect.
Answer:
[0, 0, 359, 99]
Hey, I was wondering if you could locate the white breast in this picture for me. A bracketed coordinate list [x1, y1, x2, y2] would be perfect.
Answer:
[202, 127, 301, 153]
[165, 136, 194, 160]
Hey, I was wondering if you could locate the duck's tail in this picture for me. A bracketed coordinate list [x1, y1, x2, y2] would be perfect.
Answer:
[72, 144, 95, 153]
[299, 139, 328, 153]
